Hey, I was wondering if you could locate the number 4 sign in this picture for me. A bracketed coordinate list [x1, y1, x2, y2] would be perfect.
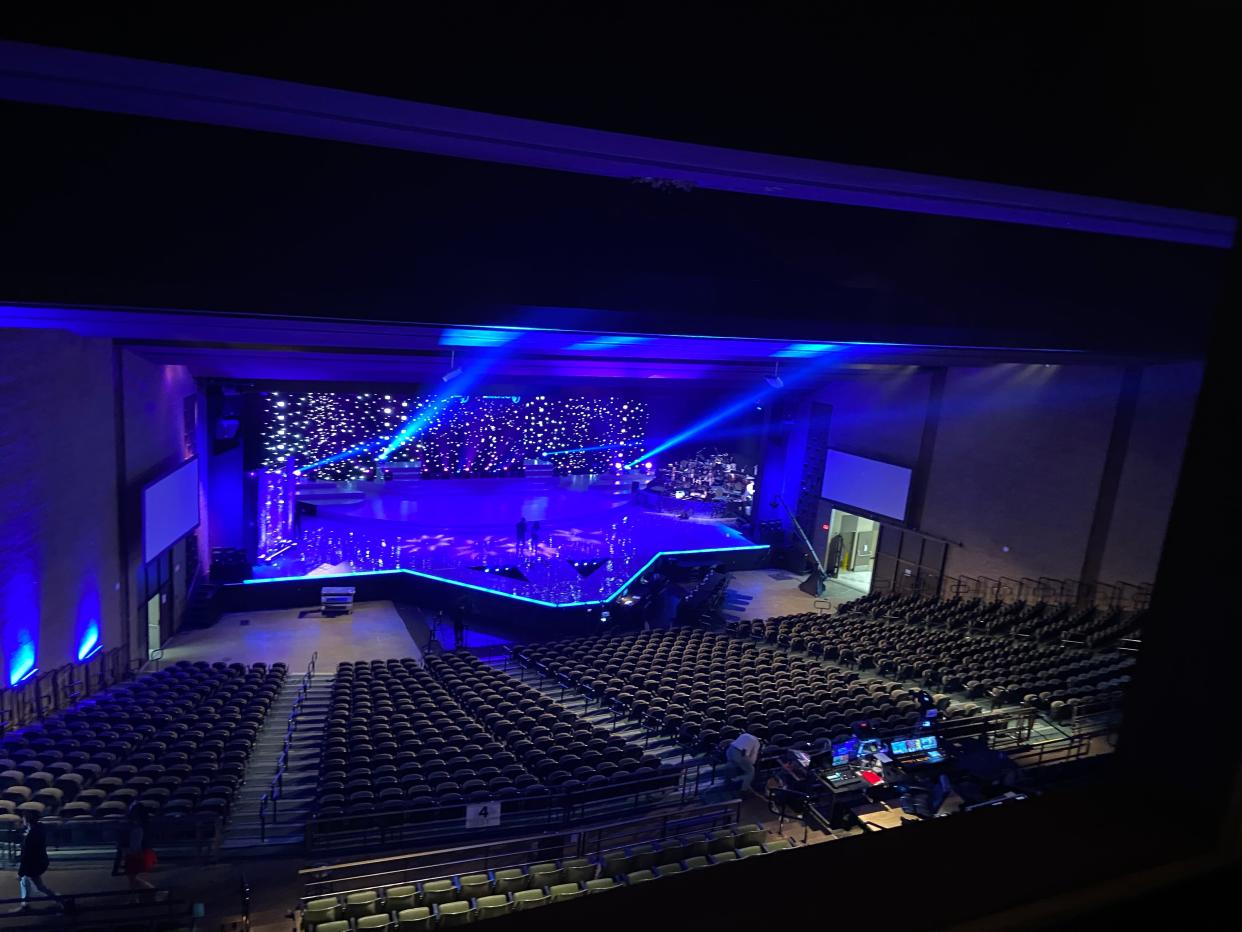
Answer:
[465, 801, 502, 828]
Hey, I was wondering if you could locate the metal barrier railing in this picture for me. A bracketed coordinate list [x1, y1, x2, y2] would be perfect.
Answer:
[2, 812, 222, 866]
[0, 646, 131, 735]
[300, 799, 741, 902]
[1068, 695, 1125, 739]
[932, 575, 1151, 613]
[0, 886, 195, 930]
[303, 765, 702, 856]
[1006, 733, 1092, 769]
[260, 650, 318, 841]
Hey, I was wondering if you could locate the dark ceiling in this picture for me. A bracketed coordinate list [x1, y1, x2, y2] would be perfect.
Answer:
[1, 99, 1226, 357]
[2, 5, 1238, 214]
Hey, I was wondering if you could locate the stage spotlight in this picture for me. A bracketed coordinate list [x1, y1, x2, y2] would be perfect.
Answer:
[441, 349, 463, 382]
[763, 360, 784, 389]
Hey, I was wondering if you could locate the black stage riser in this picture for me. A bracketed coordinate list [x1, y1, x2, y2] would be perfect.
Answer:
[220, 546, 767, 636]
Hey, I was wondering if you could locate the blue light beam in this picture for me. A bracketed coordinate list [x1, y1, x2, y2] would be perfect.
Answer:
[627, 386, 775, 466]
[627, 352, 843, 466]
[301, 439, 385, 472]
[377, 355, 500, 461]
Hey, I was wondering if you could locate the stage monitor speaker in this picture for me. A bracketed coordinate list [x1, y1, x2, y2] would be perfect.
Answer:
[798, 570, 827, 597]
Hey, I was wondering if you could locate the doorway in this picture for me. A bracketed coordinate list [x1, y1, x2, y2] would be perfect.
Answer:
[140, 546, 176, 662]
[146, 593, 163, 659]
[823, 508, 879, 594]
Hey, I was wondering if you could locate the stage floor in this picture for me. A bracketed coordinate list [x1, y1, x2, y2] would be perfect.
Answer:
[256, 475, 766, 606]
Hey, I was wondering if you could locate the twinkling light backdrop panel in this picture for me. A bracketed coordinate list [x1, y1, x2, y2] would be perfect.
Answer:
[260, 391, 648, 480]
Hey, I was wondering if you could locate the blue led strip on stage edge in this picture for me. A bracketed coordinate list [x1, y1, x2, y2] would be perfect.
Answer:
[237, 544, 769, 608]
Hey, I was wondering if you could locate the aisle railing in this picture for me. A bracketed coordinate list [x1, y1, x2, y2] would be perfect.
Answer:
[260, 650, 318, 838]
[303, 764, 697, 856]
[933, 574, 1151, 612]
[300, 799, 741, 901]
[0, 645, 131, 734]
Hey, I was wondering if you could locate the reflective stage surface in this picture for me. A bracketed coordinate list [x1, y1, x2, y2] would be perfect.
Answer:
[255, 475, 765, 605]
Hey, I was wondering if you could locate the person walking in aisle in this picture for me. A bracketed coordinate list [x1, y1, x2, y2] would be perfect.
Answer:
[123, 803, 156, 896]
[9, 810, 63, 913]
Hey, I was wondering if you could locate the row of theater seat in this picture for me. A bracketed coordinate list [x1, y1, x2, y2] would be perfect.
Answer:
[513, 628, 947, 761]
[844, 591, 1143, 646]
[303, 823, 791, 929]
[732, 607, 1132, 716]
[428, 652, 678, 800]
[315, 655, 674, 829]
[0, 661, 285, 830]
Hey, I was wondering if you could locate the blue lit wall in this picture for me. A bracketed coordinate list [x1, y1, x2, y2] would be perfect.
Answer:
[260, 391, 648, 480]
[0, 329, 123, 676]
[2, 565, 39, 685]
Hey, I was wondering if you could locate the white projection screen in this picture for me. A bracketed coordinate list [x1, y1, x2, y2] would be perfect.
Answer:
[821, 449, 912, 522]
[143, 459, 200, 561]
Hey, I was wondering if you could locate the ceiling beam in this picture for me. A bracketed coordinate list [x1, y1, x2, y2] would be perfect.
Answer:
[0, 40, 1233, 249]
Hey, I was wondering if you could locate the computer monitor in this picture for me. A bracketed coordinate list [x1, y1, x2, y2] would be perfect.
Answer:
[858, 738, 882, 756]
[889, 735, 941, 756]
[830, 738, 859, 766]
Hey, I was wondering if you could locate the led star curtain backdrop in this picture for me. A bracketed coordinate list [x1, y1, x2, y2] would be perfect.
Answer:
[261, 391, 648, 480]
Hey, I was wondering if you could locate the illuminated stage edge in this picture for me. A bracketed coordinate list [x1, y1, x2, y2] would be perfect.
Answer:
[220, 544, 770, 631]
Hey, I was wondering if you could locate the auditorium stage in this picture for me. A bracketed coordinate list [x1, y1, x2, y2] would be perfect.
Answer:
[248, 474, 767, 608]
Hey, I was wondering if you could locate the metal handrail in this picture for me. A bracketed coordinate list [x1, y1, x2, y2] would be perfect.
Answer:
[0, 645, 131, 731]
[259, 651, 319, 840]
[1006, 733, 1092, 769]
[924, 574, 1152, 614]
[300, 799, 741, 901]
[303, 764, 697, 856]
[0, 885, 193, 928]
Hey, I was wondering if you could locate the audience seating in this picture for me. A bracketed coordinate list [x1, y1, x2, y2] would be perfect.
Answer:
[302, 821, 791, 927]
[0, 660, 285, 825]
[314, 652, 677, 830]
[515, 628, 925, 763]
[429, 651, 681, 801]
[729, 597, 1134, 719]
[835, 590, 1142, 648]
